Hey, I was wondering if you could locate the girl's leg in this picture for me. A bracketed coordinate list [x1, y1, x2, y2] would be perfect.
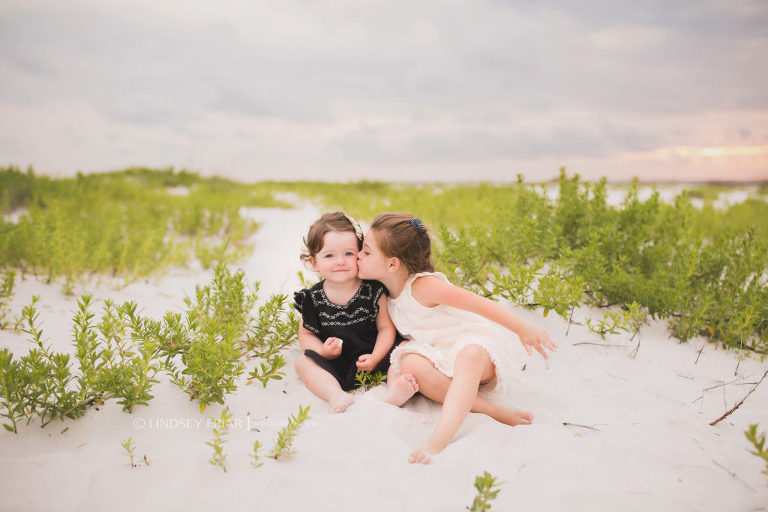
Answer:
[383, 361, 419, 406]
[400, 348, 533, 463]
[400, 351, 533, 424]
[294, 356, 354, 413]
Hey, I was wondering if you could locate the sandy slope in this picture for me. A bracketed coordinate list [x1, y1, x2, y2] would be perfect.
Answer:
[0, 203, 767, 512]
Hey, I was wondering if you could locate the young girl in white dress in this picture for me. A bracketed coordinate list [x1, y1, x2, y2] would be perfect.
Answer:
[356, 212, 557, 464]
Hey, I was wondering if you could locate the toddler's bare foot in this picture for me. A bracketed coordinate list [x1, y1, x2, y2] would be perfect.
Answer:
[383, 373, 419, 406]
[328, 392, 354, 413]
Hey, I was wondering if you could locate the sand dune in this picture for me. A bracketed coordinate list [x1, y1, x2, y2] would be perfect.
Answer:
[1, 204, 766, 512]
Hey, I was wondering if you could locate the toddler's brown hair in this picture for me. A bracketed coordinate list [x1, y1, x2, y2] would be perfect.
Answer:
[300, 211, 363, 263]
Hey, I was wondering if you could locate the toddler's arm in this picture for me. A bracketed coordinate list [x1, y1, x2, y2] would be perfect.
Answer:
[298, 321, 343, 360]
[356, 294, 397, 371]
[411, 275, 557, 359]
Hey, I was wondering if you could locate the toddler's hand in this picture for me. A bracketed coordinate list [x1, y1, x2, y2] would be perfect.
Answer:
[355, 354, 377, 372]
[518, 325, 557, 360]
[321, 337, 343, 359]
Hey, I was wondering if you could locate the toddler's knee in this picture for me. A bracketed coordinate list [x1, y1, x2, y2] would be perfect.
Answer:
[294, 355, 309, 373]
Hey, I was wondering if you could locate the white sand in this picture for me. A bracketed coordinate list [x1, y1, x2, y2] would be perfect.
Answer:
[1, 203, 767, 512]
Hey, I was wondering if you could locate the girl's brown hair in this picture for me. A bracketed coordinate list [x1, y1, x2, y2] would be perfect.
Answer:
[300, 211, 363, 263]
[370, 212, 434, 274]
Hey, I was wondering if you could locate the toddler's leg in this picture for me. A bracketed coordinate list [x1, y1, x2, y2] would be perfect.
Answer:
[294, 356, 354, 413]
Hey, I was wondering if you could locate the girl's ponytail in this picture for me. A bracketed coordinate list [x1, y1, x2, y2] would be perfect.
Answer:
[370, 212, 434, 275]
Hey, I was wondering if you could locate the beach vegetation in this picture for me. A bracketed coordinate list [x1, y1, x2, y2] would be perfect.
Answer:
[122, 437, 137, 468]
[161, 263, 297, 409]
[1, 168, 766, 435]
[467, 471, 502, 511]
[251, 439, 264, 468]
[297, 270, 320, 289]
[0, 166, 289, 291]
[97, 300, 164, 413]
[354, 370, 387, 390]
[584, 302, 645, 340]
[745, 423, 768, 476]
[0, 349, 23, 432]
[269, 404, 311, 459]
[4, 168, 765, 352]
[295, 171, 767, 353]
[14, 297, 100, 427]
[0, 296, 165, 430]
[0, 263, 297, 431]
[246, 294, 298, 388]
[207, 407, 233, 472]
[0, 270, 15, 329]
[164, 264, 252, 411]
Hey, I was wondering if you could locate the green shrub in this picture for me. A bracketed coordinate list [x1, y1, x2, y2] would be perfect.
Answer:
[0, 263, 298, 431]
[295, 172, 767, 352]
[0, 166, 288, 288]
[467, 471, 502, 511]
[745, 424, 768, 476]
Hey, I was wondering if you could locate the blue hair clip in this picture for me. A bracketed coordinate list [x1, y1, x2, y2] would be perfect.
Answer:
[410, 217, 425, 234]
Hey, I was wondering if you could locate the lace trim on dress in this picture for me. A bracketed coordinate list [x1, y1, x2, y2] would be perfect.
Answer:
[312, 280, 373, 310]
[390, 342, 511, 397]
[295, 280, 384, 332]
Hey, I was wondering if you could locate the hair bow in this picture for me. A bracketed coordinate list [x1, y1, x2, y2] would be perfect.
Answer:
[342, 212, 363, 241]
[410, 217, 425, 234]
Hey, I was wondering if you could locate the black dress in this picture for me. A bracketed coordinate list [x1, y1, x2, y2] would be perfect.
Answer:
[294, 279, 400, 391]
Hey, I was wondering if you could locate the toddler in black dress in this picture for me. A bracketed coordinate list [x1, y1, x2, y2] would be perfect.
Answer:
[293, 212, 400, 413]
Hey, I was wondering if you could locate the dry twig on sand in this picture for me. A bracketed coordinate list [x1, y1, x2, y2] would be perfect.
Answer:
[709, 367, 768, 426]
[573, 342, 626, 348]
[695, 343, 705, 365]
[563, 422, 600, 432]
[711, 459, 755, 492]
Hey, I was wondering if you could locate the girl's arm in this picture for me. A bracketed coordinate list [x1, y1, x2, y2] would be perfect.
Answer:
[298, 322, 342, 360]
[411, 275, 557, 359]
[356, 294, 396, 371]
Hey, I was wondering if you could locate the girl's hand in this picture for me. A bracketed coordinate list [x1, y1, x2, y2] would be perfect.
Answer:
[518, 325, 557, 359]
[320, 337, 343, 359]
[355, 354, 378, 371]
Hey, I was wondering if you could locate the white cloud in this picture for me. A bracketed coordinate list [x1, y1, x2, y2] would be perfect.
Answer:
[0, 0, 766, 181]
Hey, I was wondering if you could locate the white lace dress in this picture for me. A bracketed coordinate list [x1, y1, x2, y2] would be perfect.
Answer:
[387, 272, 522, 397]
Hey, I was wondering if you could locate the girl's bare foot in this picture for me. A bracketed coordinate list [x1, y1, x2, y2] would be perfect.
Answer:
[329, 391, 354, 413]
[407, 407, 532, 463]
[383, 373, 419, 406]
[493, 406, 533, 426]
[408, 444, 440, 464]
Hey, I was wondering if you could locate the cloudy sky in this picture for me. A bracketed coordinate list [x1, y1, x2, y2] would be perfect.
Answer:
[1, 0, 766, 183]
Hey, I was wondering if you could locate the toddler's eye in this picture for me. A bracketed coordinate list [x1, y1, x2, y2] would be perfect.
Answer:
[324, 254, 334, 258]
[345, 252, 356, 256]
